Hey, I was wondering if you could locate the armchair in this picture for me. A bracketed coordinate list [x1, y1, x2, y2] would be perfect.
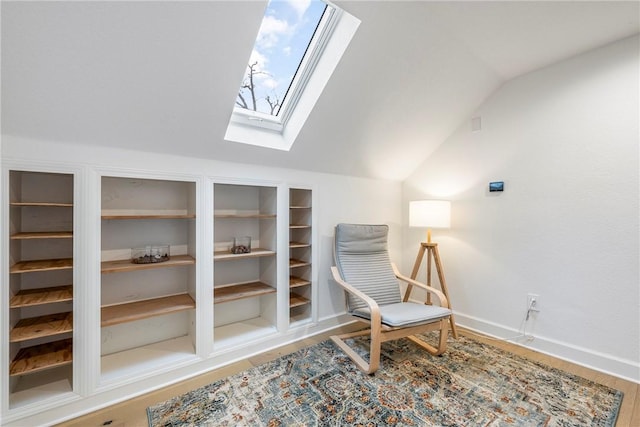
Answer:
[330, 223, 452, 374]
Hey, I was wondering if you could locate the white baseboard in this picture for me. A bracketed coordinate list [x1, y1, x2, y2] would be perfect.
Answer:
[455, 312, 640, 384]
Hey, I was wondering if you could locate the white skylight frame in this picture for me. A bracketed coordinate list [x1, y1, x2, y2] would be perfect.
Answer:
[225, 2, 360, 151]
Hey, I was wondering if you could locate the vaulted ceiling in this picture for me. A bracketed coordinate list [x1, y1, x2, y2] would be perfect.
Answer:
[2, 1, 638, 180]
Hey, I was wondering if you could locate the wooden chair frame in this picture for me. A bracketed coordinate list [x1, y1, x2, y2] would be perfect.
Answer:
[331, 263, 450, 374]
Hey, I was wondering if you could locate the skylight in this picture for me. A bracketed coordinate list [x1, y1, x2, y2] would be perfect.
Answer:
[235, 0, 327, 118]
[225, 0, 360, 151]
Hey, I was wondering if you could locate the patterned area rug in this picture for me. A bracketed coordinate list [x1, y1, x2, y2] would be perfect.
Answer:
[147, 333, 623, 426]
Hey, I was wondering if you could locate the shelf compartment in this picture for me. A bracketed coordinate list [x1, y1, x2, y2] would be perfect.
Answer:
[10, 258, 73, 274]
[214, 318, 277, 350]
[101, 294, 196, 327]
[289, 241, 311, 248]
[289, 294, 310, 308]
[290, 276, 311, 288]
[101, 336, 196, 384]
[101, 254, 195, 274]
[11, 231, 73, 240]
[289, 258, 311, 268]
[214, 248, 275, 261]
[214, 282, 276, 304]
[10, 285, 73, 308]
[10, 339, 73, 376]
[101, 214, 195, 220]
[10, 312, 73, 342]
[10, 202, 73, 207]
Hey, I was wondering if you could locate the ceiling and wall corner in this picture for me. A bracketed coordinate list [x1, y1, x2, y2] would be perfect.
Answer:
[2, 1, 638, 181]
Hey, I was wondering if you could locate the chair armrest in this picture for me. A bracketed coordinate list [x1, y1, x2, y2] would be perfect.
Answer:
[330, 266, 381, 323]
[391, 263, 449, 308]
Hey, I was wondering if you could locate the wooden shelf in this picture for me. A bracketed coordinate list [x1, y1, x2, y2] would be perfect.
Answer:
[10, 202, 73, 207]
[10, 285, 73, 308]
[290, 276, 311, 288]
[289, 258, 311, 268]
[11, 231, 73, 240]
[10, 258, 73, 274]
[101, 294, 196, 327]
[101, 214, 195, 220]
[101, 254, 195, 274]
[214, 282, 276, 304]
[289, 206, 311, 209]
[290, 224, 311, 229]
[214, 214, 276, 219]
[289, 294, 310, 308]
[10, 312, 73, 342]
[289, 241, 311, 248]
[214, 248, 276, 261]
[10, 339, 73, 376]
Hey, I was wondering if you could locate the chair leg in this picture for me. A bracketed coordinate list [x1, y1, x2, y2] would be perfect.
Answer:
[331, 319, 449, 374]
[330, 327, 381, 375]
[406, 319, 449, 356]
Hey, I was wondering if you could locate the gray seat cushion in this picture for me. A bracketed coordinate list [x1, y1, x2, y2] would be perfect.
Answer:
[351, 302, 451, 327]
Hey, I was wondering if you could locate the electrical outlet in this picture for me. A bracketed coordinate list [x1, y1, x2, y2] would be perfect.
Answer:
[527, 293, 540, 312]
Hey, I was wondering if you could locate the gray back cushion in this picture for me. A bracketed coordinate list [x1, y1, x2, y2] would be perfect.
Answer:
[334, 224, 401, 311]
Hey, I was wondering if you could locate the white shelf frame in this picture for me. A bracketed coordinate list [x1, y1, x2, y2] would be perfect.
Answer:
[211, 177, 284, 353]
[93, 168, 204, 391]
[287, 185, 318, 327]
[1, 161, 85, 418]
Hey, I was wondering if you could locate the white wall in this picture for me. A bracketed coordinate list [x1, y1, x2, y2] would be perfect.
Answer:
[403, 35, 639, 382]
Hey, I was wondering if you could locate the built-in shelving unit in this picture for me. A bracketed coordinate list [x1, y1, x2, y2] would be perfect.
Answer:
[100, 176, 197, 382]
[6, 170, 75, 408]
[213, 183, 278, 348]
[1, 165, 324, 424]
[289, 188, 312, 324]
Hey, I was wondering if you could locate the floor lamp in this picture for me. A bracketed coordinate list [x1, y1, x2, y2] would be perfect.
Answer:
[407, 200, 458, 338]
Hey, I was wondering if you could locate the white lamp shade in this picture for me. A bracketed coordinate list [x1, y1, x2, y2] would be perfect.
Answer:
[409, 200, 451, 228]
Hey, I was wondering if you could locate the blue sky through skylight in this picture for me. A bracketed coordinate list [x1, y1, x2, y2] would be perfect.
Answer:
[236, 0, 327, 116]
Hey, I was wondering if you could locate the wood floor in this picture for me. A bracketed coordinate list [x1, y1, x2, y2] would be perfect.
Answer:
[56, 325, 640, 427]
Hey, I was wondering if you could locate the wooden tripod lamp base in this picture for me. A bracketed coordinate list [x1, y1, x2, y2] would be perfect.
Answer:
[407, 200, 456, 337]
[406, 241, 458, 339]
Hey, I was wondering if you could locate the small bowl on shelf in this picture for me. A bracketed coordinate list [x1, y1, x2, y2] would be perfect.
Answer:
[131, 245, 170, 264]
[230, 236, 251, 254]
